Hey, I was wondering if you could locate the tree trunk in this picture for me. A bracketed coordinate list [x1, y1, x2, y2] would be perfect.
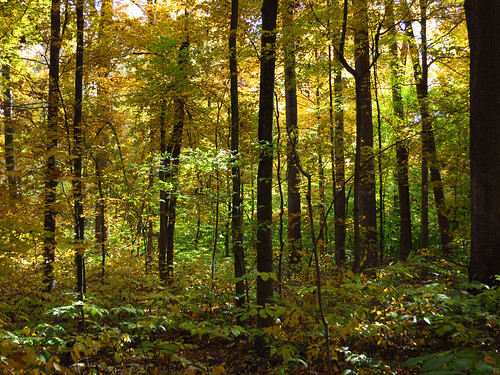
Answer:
[256, 0, 278, 333]
[159, 99, 168, 282]
[43, 0, 61, 293]
[229, 0, 246, 309]
[284, 0, 302, 265]
[353, 0, 377, 270]
[333, 67, 346, 265]
[387, 0, 412, 260]
[3, 64, 17, 198]
[160, 39, 189, 285]
[465, 0, 500, 286]
[95, 0, 112, 278]
[73, 0, 85, 298]
[404, 0, 452, 256]
[330, 0, 348, 266]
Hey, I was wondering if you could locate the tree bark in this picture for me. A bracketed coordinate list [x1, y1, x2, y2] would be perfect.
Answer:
[73, 0, 85, 298]
[328, 0, 347, 265]
[333, 65, 346, 265]
[3, 64, 17, 199]
[466, 0, 500, 286]
[159, 38, 189, 285]
[229, 0, 246, 309]
[404, 0, 452, 256]
[387, 0, 412, 260]
[43, 0, 61, 293]
[353, 0, 377, 270]
[159, 99, 168, 282]
[284, 0, 302, 265]
[256, 0, 278, 333]
[95, 0, 112, 277]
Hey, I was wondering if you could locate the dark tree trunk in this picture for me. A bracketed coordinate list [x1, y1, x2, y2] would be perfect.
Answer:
[353, 0, 377, 270]
[229, 0, 246, 309]
[3, 65, 17, 198]
[333, 68, 346, 264]
[160, 39, 189, 285]
[43, 0, 61, 293]
[387, 0, 412, 260]
[159, 99, 168, 282]
[256, 0, 278, 333]
[95, 0, 111, 278]
[330, 0, 348, 266]
[318, 154, 326, 253]
[284, 0, 302, 265]
[73, 0, 85, 298]
[465, 0, 500, 286]
[405, 0, 452, 256]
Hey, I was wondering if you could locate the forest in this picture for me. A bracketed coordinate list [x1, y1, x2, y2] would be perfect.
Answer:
[0, 0, 499, 373]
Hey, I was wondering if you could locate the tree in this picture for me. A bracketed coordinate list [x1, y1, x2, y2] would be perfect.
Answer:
[43, 0, 61, 293]
[387, 0, 412, 260]
[159, 36, 189, 285]
[352, 0, 377, 270]
[73, 0, 85, 299]
[229, 0, 246, 309]
[283, 0, 302, 265]
[403, 0, 452, 256]
[465, 0, 500, 286]
[3, 64, 17, 199]
[256, 0, 278, 333]
[331, 0, 347, 265]
[94, 0, 113, 278]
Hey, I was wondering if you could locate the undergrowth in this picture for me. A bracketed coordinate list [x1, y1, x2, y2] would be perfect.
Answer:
[0, 251, 499, 374]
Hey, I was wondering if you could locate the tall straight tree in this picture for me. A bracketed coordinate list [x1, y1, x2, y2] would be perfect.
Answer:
[352, 0, 377, 270]
[465, 0, 500, 286]
[329, 0, 347, 265]
[283, 0, 302, 265]
[43, 0, 61, 292]
[95, 0, 112, 278]
[229, 0, 246, 308]
[387, 0, 412, 260]
[159, 36, 189, 285]
[3, 64, 17, 198]
[73, 0, 85, 298]
[256, 0, 278, 331]
[403, 0, 452, 256]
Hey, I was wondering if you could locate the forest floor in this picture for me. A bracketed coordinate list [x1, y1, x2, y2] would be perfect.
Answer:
[1, 249, 499, 374]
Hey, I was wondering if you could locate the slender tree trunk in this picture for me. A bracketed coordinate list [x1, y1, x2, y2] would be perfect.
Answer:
[466, 0, 500, 286]
[373, 64, 384, 262]
[229, 0, 246, 309]
[387, 0, 412, 260]
[333, 68, 346, 264]
[405, 0, 452, 255]
[330, 0, 348, 266]
[284, 0, 302, 265]
[3, 64, 17, 198]
[73, 0, 85, 298]
[159, 99, 168, 282]
[353, 0, 377, 270]
[160, 39, 189, 285]
[318, 154, 326, 253]
[256, 0, 278, 334]
[95, 0, 111, 277]
[43, 0, 61, 293]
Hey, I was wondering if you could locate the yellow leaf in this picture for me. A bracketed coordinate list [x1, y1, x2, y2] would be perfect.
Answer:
[53, 361, 61, 372]
[212, 364, 226, 375]
[484, 354, 497, 364]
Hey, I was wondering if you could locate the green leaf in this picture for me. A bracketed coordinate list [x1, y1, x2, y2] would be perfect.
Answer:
[403, 353, 441, 367]
[422, 354, 455, 372]
[231, 327, 241, 337]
